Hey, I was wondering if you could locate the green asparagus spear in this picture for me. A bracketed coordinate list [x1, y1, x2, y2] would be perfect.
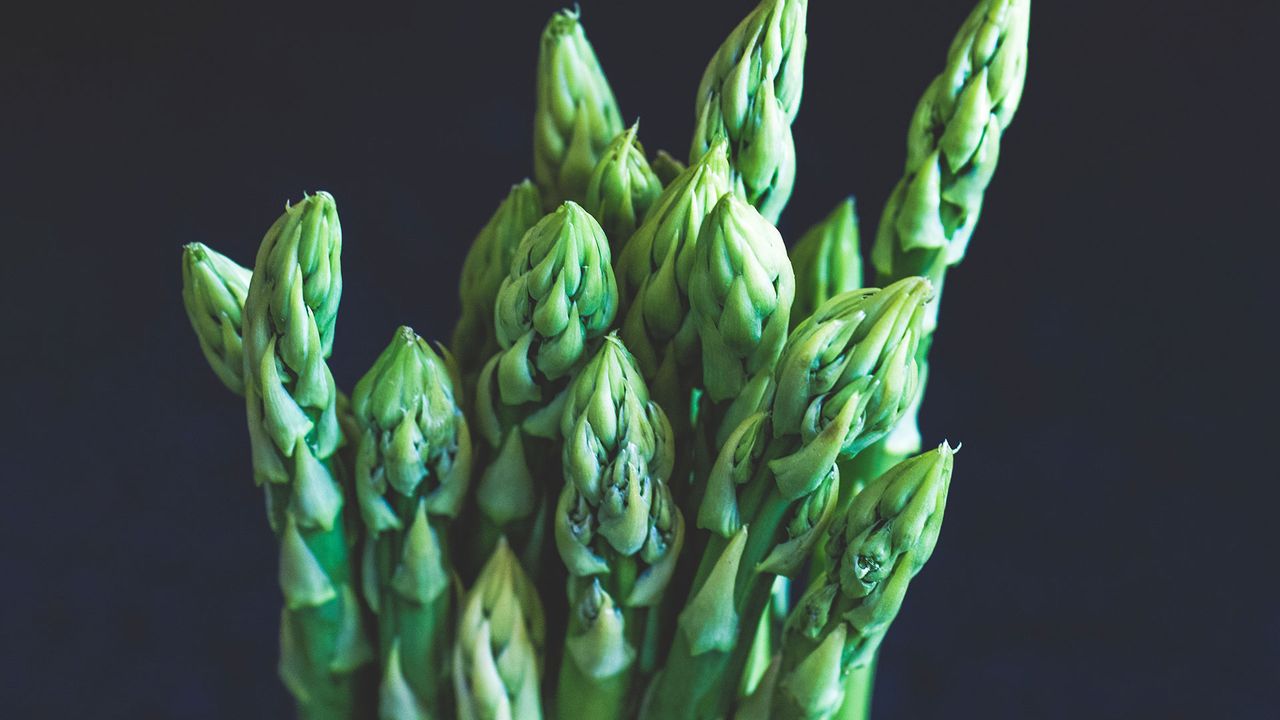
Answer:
[788, 199, 862, 330]
[554, 335, 685, 719]
[473, 201, 619, 574]
[645, 278, 931, 719]
[650, 151, 687, 188]
[691, 0, 808, 222]
[454, 538, 547, 720]
[535, 8, 625, 209]
[772, 444, 954, 720]
[453, 180, 544, 385]
[689, 191, 795, 451]
[585, 123, 663, 256]
[614, 139, 732, 442]
[351, 327, 472, 718]
[241, 192, 374, 719]
[182, 242, 252, 394]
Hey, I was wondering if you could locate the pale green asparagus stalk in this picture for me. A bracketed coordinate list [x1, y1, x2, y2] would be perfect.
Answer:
[241, 192, 375, 720]
[644, 278, 931, 719]
[453, 180, 544, 385]
[351, 327, 472, 718]
[182, 242, 252, 394]
[473, 201, 619, 575]
[535, 8, 625, 209]
[690, 191, 795, 452]
[691, 0, 808, 223]
[856, 0, 1030, 488]
[614, 139, 732, 447]
[454, 538, 547, 720]
[585, 123, 663, 255]
[788, 199, 862, 330]
[771, 445, 954, 720]
[554, 335, 685, 719]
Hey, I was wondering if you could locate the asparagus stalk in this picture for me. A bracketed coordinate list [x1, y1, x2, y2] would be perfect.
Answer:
[650, 151, 687, 188]
[856, 0, 1031, 485]
[584, 123, 663, 256]
[788, 199, 863, 330]
[771, 445, 954, 720]
[350, 327, 472, 718]
[473, 201, 619, 575]
[645, 278, 931, 719]
[453, 180, 544, 387]
[554, 335, 685, 719]
[182, 242, 252, 394]
[241, 192, 375, 719]
[691, 0, 809, 223]
[535, 8, 625, 209]
[454, 538, 547, 720]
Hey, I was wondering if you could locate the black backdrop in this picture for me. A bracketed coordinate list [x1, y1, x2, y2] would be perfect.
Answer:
[3, 0, 1276, 717]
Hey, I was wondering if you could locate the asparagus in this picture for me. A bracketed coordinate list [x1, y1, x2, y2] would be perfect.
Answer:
[614, 139, 732, 454]
[788, 199, 863, 330]
[650, 151, 687, 188]
[584, 123, 663, 256]
[535, 8, 624, 209]
[351, 327, 472, 718]
[857, 0, 1030, 488]
[241, 192, 374, 719]
[691, 0, 808, 223]
[689, 191, 795, 451]
[182, 243, 252, 394]
[554, 335, 684, 719]
[772, 445, 954, 720]
[454, 538, 547, 720]
[453, 180, 544, 386]
[473, 201, 618, 574]
[645, 278, 931, 719]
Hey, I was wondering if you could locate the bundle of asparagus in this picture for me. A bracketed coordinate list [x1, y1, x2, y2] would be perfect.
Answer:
[181, 1, 1029, 718]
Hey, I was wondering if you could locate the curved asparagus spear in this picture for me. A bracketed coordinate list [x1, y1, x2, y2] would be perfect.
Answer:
[645, 278, 931, 719]
[182, 242, 252, 394]
[453, 180, 544, 384]
[691, 0, 808, 222]
[454, 538, 547, 720]
[241, 192, 374, 719]
[474, 201, 619, 574]
[555, 335, 684, 719]
[351, 327, 472, 718]
[788, 199, 862, 330]
[535, 8, 624, 209]
[771, 445, 954, 719]
[585, 123, 663, 255]
[850, 0, 1029, 616]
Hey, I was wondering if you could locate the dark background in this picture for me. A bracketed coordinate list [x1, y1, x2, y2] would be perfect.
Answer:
[3, 0, 1276, 717]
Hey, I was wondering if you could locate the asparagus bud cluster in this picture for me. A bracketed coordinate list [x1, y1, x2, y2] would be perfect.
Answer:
[180, 2, 1029, 718]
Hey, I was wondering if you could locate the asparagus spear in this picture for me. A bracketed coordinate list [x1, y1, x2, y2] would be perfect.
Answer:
[182, 242, 252, 394]
[454, 538, 547, 720]
[857, 0, 1030, 484]
[241, 192, 375, 719]
[645, 278, 931, 719]
[473, 201, 619, 575]
[535, 8, 624, 209]
[788, 199, 863, 330]
[614, 139, 733, 445]
[351, 327, 472, 718]
[771, 445, 954, 720]
[650, 151, 687, 188]
[584, 123, 663, 255]
[689, 191, 795, 452]
[691, 0, 808, 223]
[453, 180, 544, 386]
[554, 335, 685, 719]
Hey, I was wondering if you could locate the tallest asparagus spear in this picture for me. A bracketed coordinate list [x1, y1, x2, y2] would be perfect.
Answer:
[241, 192, 374, 719]
[691, 0, 808, 223]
